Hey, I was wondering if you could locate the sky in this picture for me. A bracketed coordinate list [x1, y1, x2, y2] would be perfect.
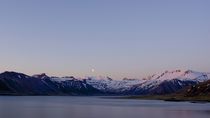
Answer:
[0, 0, 209, 79]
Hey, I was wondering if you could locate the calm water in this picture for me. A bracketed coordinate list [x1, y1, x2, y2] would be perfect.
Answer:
[0, 96, 210, 118]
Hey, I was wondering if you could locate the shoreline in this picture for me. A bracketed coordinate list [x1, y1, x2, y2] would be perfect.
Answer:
[105, 95, 210, 103]
[1, 94, 210, 103]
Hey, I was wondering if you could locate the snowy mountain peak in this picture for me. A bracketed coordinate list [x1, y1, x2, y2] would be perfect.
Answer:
[86, 76, 113, 81]
[51, 76, 77, 82]
[85, 69, 210, 94]
[146, 69, 208, 82]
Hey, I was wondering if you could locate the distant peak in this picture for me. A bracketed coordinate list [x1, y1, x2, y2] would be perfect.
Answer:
[164, 70, 182, 73]
[40, 73, 47, 76]
[62, 76, 76, 80]
[33, 73, 49, 79]
[0, 71, 30, 79]
[159, 69, 196, 75]
[184, 70, 194, 74]
[1, 71, 21, 75]
[0, 71, 28, 76]
[107, 77, 112, 81]
[86, 76, 113, 81]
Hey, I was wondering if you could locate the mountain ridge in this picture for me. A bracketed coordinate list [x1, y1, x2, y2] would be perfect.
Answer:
[0, 70, 209, 96]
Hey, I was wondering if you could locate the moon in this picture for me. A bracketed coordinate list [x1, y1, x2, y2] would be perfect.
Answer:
[91, 69, 95, 73]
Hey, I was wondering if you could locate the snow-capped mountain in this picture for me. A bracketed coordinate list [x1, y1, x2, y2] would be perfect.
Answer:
[85, 70, 210, 95]
[86, 76, 145, 94]
[137, 70, 209, 89]
[0, 70, 209, 95]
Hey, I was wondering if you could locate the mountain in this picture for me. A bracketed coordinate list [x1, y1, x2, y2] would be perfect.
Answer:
[86, 76, 143, 94]
[50, 76, 102, 95]
[86, 70, 210, 95]
[185, 80, 210, 97]
[0, 70, 209, 96]
[129, 70, 210, 95]
[0, 71, 101, 95]
[144, 79, 210, 102]
[0, 71, 60, 95]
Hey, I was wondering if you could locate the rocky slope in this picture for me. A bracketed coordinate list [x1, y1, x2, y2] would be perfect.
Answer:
[185, 80, 210, 97]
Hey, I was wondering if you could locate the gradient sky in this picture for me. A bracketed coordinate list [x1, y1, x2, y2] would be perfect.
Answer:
[0, 0, 209, 79]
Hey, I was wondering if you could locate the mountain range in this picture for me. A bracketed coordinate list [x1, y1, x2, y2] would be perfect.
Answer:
[0, 70, 209, 96]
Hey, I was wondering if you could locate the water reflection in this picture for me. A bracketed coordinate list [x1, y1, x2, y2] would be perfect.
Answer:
[0, 96, 209, 118]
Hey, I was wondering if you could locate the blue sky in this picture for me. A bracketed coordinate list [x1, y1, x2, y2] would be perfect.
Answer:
[0, 0, 209, 79]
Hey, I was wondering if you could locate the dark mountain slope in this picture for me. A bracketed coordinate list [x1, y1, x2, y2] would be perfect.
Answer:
[0, 72, 61, 95]
[0, 72, 101, 95]
[185, 80, 210, 97]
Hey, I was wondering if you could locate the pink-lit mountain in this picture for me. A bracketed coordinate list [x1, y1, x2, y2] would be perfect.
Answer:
[0, 70, 209, 95]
